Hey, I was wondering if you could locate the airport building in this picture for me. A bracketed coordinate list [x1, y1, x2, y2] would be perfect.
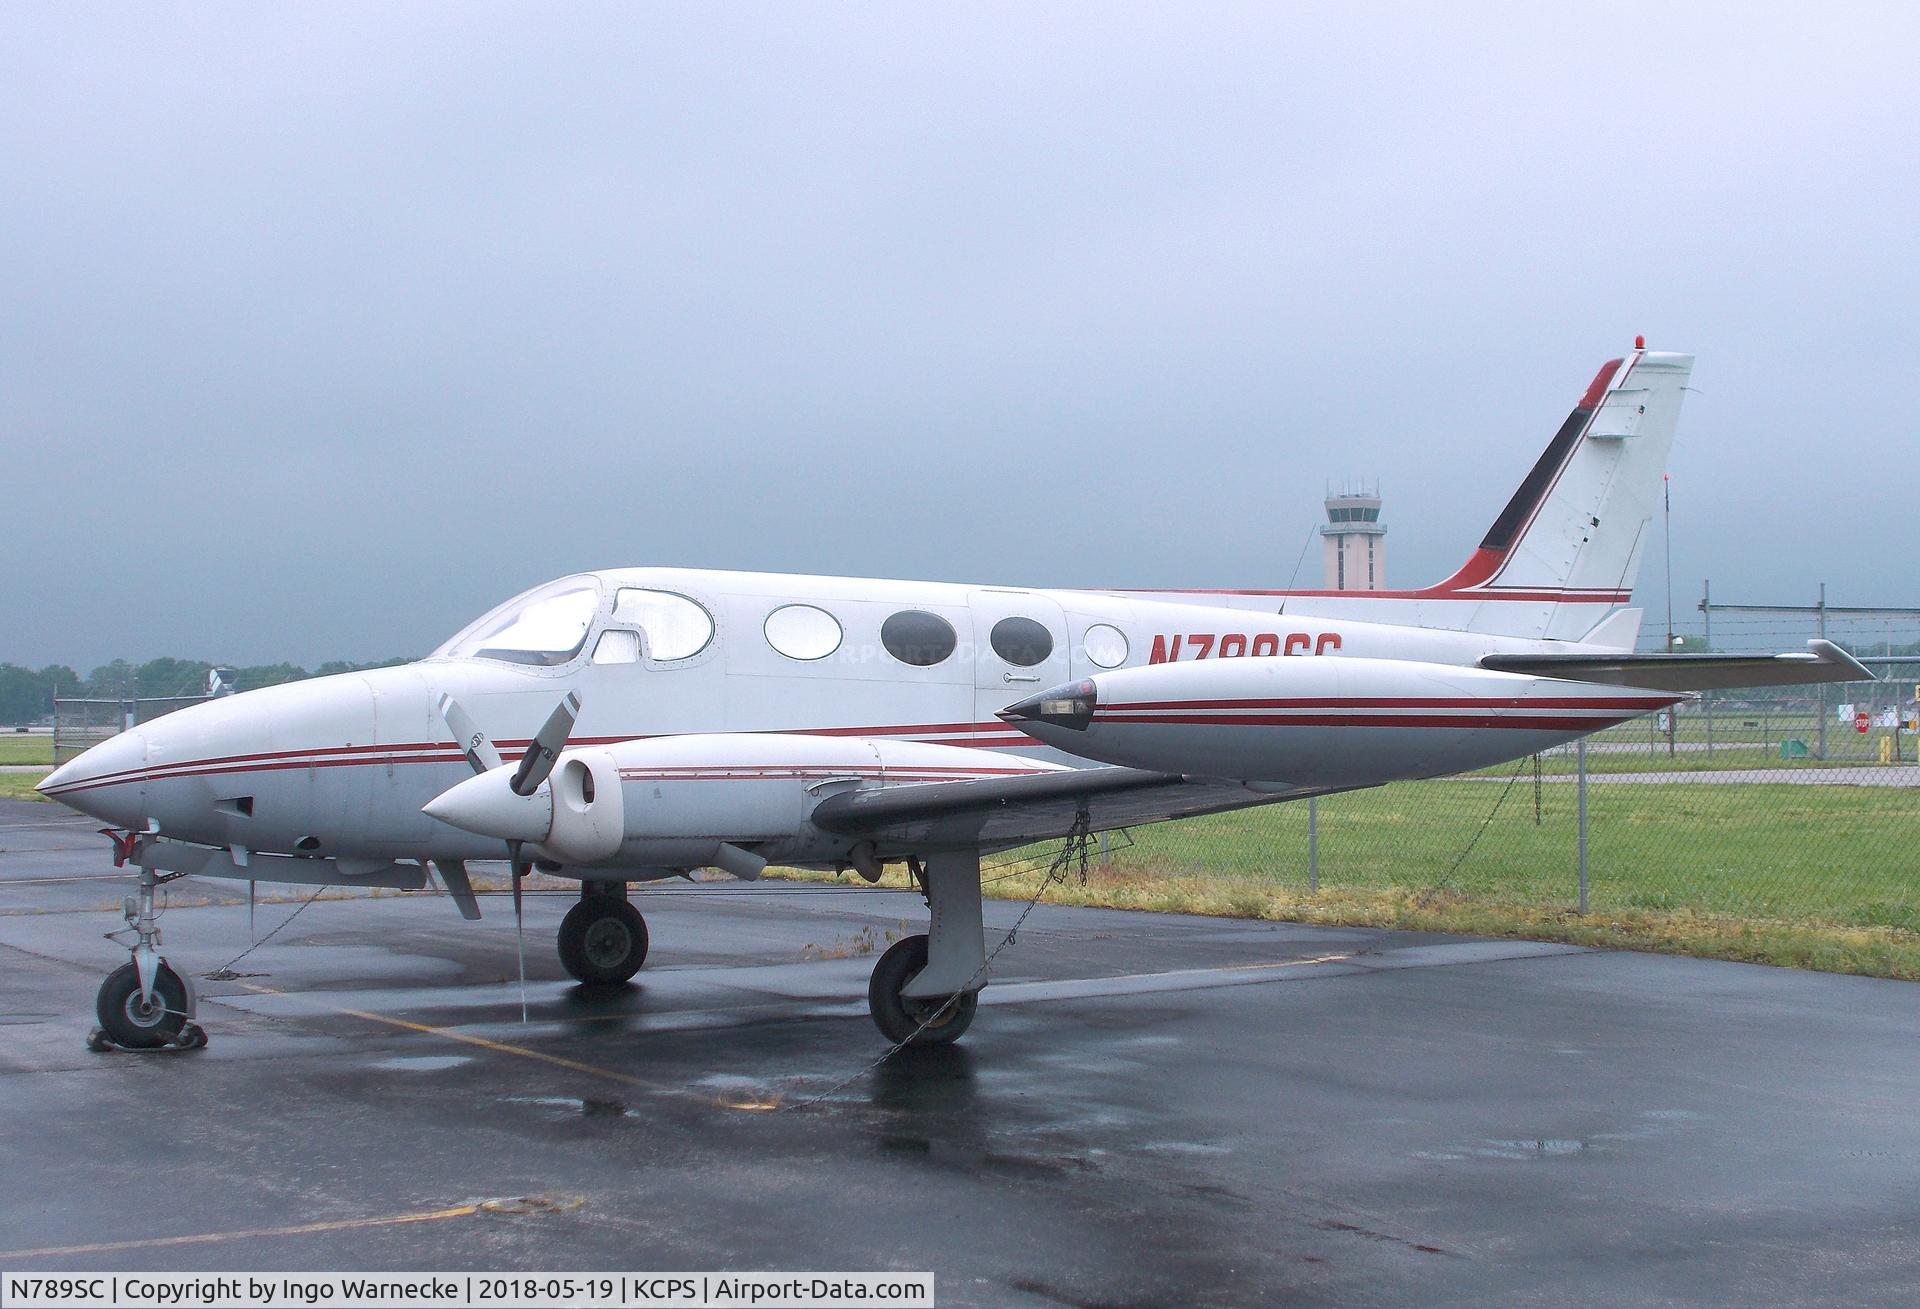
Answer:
[1320, 486, 1386, 590]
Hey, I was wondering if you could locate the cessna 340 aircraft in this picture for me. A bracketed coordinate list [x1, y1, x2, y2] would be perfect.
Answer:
[41, 343, 1870, 1051]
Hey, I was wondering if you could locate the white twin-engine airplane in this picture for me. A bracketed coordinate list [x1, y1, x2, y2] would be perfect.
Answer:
[42, 345, 1869, 1051]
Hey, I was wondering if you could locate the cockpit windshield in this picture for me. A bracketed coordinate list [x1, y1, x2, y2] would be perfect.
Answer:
[433, 578, 602, 667]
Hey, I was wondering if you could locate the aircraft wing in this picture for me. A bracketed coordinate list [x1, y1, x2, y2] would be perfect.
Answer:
[1479, 639, 1873, 692]
[810, 765, 1325, 847]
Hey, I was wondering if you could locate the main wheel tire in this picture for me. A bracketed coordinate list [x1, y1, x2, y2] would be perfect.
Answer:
[96, 962, 189, 1050]
[867, 934, 977, 1046]
[557, 897, 649, 984]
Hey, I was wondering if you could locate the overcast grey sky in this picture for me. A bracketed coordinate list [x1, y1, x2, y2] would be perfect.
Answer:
[5, 3, 1916, 670]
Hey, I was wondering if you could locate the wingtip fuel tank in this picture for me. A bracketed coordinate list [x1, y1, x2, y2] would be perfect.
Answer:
[1002, 656, 1683, 787]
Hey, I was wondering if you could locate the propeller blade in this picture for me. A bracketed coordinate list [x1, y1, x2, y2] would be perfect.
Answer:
[438, 693, 504, 775]
[511, 691, 581, 797]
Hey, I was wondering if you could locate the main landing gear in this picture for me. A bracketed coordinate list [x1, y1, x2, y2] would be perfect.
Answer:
[89, 861, 206, 1052]
[865, 849, 986, 1046]
[557, 881, 649, 985]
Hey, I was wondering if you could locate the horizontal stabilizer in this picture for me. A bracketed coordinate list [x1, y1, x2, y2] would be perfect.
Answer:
[1479, 639, 1873, 692]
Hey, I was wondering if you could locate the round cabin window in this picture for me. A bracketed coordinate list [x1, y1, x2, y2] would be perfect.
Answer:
[881, 610, 958, 667]
[990, 616, 1054, 667]
[764, 604, 843, 660]
[1082, 623, 1129, 669]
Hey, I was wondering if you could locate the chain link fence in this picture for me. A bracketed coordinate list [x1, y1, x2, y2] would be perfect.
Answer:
[52, 695, 209, 764]
[1073, 614, 1920, 971]
[1101, 716, 1915, 924]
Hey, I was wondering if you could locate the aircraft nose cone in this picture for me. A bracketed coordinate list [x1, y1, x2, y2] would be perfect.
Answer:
[422, 768, 553, 843]
[36, 728, 148, 825]
[997, 679, 1099, 732]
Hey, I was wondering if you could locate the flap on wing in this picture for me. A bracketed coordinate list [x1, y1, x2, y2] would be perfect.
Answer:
[1481, 639, 1873, 692]
[811, 766, 1322, 848]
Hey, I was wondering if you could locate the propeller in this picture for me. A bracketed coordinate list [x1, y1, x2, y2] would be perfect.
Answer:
[512, 692, 580, 796]
[436, 691, 581, 1023]
[438, 693, 504, 774]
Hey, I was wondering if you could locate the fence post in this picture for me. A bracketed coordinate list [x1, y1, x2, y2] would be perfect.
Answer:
[1815, 582, 1829, 760]
[1702, 577, 1714, 758]
[1307, 796, 1319, 894]
[1576, 738, 1589, 914]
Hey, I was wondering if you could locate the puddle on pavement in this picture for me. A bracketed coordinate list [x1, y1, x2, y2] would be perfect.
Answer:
[879, 1134, 1101, 1179]
[505, 1094, 639, 1119]
[1413, 1108, 1705, 1162]
[371, 1055, 472, 1072]
[1140, 1140, 1232, 1156]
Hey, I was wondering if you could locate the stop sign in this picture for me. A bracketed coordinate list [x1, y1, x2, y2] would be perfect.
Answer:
[1855, 711, 1870, 733]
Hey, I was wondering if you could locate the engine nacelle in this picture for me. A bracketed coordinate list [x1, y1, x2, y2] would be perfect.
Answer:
[543, 749, 625, 865]
[423, 733, 1065, 870]
[999, 656, 1684, 786]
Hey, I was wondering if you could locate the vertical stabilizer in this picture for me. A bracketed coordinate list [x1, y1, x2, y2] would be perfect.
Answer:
[1107, 346, 1695, 643]
[1411, 348, 1693, 639]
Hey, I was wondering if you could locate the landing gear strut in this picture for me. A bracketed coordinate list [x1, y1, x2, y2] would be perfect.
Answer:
[90, 860, 205, 1052]
[557, 882, 648, 984]
[865, 848, 985, 1046]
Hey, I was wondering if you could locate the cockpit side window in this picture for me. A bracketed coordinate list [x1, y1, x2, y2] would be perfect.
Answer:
[613, 589, 714, 661]
[434, 580, 601, 667]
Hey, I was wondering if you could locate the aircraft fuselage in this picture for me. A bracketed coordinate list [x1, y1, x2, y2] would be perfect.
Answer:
[40, 565, 1605, 866]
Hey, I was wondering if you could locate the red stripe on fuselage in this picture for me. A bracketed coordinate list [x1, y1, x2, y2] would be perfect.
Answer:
[40, 722, 1045, 797]
[1102, 695, 1673, 712]
[1092, 712, 1639, 731]
[1107, 586, 1632, 602]
[618, 763, 1052, 775]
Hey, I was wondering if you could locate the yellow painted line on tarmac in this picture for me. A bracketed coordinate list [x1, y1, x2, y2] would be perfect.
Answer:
[220, 956, 1359, 1116]
[230, 982, 764, 1109]
[0, 1203, 480, 1260]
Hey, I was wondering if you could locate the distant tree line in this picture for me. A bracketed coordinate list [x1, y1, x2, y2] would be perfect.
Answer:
[0, 657, 414, 725]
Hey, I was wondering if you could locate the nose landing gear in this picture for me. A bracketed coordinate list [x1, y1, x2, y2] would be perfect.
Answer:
[556, 881, 649, 985]
[88, 860, 207, 1053]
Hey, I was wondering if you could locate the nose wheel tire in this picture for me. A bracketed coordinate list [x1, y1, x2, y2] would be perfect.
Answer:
[867, 934, 977, 1046]
[95, 961, 190, 1050]
[557, 897, 649, 984]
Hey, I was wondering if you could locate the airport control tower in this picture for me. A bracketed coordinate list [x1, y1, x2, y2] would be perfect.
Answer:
[1320, 486, 1386, 590]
